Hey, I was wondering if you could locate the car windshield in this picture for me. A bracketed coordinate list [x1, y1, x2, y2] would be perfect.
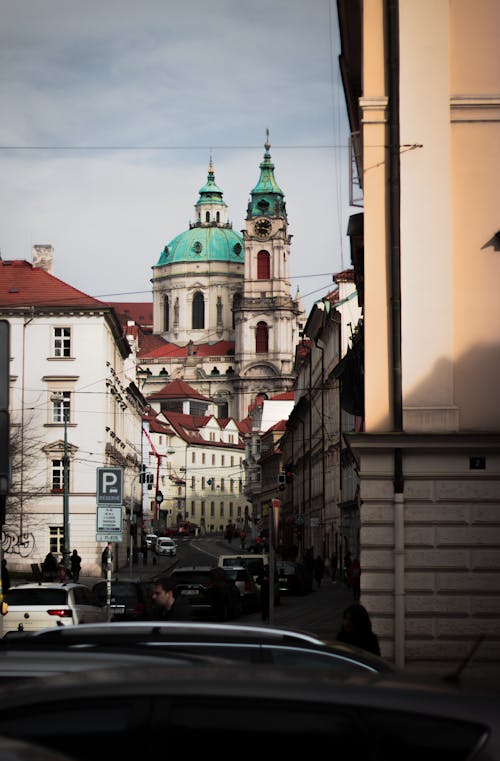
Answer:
[6, 589, 67, 605]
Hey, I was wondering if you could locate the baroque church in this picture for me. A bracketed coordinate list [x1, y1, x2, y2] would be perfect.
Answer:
[134, 135, 305, 421]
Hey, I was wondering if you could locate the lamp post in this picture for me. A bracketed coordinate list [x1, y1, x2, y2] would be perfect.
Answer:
[51, 392, 70, 571]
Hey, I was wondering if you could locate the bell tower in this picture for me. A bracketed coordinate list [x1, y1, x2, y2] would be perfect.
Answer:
[233, 132, 305, 418]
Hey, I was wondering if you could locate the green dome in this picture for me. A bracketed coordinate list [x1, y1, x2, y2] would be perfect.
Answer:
[156, 226, 244, 266]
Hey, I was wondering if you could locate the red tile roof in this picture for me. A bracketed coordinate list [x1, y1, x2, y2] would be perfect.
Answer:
[0, 260, 105, 308]
[139, 339, 235, 359]
[147, 378, 211, 402]
[110, 302, 153, 332]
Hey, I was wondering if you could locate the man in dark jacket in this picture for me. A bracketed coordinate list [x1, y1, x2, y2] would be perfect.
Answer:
[150, 577, 192, 621]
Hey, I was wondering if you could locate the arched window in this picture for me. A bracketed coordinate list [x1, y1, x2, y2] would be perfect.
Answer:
[256, 321, 268, 353]
[205, 211, 210, 223]
[216, 211, 220, 222]
[163, 296, 169, 331]
[257, 250, 270, 280]
[192, 291, 205, 329]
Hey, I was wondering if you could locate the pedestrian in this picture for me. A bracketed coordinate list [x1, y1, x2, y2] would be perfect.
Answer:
[42, 551, 59, 581]
[150, 577, 192, 621]
[101, 544, 110, 577]
[314, 554, 324, 588]
[70, 549, 82, 582]
[347, 556, 361, 600]
[1, 558, 10, 592]
[240, 529, 246, 550]
[336, 603, 381, 656]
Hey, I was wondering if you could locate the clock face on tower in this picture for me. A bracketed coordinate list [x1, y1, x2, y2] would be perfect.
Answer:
[254, 218, 272, 238]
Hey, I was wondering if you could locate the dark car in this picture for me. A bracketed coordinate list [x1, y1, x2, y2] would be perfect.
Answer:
[24, 621, 396, 674]
[168, 566, 241, 621]
[92, 579, 154, 621]
[220, 566, 260, 613]
[275, 561, 312, 595]
[0, 660, 497, 760]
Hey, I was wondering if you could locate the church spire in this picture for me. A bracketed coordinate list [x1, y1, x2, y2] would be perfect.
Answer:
[195, 158, 228, 226]
[248, 130, 286, 220]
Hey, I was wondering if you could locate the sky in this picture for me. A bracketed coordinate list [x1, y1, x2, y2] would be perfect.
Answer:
[0, 0, 358, 316]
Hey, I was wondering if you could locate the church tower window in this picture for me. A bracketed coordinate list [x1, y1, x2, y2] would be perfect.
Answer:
[257, 250, 270, 280]
[205, 211, 210, 223]
[256, 321, 268, 353]
[192, 291, 205, 329]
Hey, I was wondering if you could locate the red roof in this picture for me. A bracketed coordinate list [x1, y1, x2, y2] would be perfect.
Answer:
[271, 391, 295, 401]
[0, 260, 105, 308]
[110, 302, 153, 331]
[147, 378, 211, 402]
[139, 339, 235, 360]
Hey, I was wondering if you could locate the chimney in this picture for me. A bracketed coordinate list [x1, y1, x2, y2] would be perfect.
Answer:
[32, 245, 53, 274]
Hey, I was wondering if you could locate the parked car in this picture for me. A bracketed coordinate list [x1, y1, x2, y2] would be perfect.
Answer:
[27, 620, 396, 674]
[0, 659, 497, 760]
[275, 561, 312, 595]
[91, 579, 154, 620]
[168, 566, 241, 621]
[2, 583, 108, 635]
[155, 537, 177, 557]
[220, 566, 260, 613]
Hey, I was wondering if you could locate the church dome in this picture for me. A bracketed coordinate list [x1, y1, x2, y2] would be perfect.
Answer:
[157, 226, 244, 265]
[155, 160, 244, 266]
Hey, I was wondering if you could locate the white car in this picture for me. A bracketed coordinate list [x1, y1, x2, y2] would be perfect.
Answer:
[155, 537, 177, 557]
[2, 583, 108, 636]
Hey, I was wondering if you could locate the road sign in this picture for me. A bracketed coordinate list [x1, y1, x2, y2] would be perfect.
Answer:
[96, 467, 123, 505]
[96, 505, 123, 543]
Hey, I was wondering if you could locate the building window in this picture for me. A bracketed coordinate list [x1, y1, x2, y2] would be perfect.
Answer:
[221, 455, 225, 467]
[51, 459, 68, 492]
[239, 479, 243, 493]
[202, 453, 206, 465]
[229, 502, 234, 517]
[53, 327, 71, 358]
[49, 526, 64, 555]
[192, 291, 205, 329]
[255, 322, 268, 353]
[220, 502, 224, 517]
[211, 479, 215, 491]
[220, 478, 225, 492]
[191, 476, 195, 489]
[51, 391, 70, 423]
[230, 479, 234, 493]
[257, 250, 270, 280]
[191, 452, 196, 465]
[237, 505, 242, 517]
[212, 454, 216, 466]
[190, 501, 195, 516]
[205, 211, 210, 223]
[210, 502, 215, 517]
[164, 296, 169, 331]
[201, 477, 205, 490]
[201, 501, 205, 516]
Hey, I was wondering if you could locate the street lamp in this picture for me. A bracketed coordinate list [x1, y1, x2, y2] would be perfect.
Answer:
[51, 392, 70, 571]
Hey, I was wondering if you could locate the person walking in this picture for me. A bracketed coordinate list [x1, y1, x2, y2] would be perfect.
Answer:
[150, 577, 192, 621]
[42, 551, 59, 581]
[70, 549, 82, 582]
[101, 544, 111, 577]
[336, 603, 381, 656]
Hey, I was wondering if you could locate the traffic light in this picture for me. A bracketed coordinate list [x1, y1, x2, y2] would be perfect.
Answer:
[285, 466, 294, 484]
[278, 472, 286, 490]
[139, 465, 147, 484]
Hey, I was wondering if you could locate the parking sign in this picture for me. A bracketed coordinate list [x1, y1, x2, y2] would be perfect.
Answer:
[96, 467, 124, 505]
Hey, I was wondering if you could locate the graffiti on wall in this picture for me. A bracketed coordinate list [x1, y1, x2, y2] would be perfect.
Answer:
[2, 527, 36, 557]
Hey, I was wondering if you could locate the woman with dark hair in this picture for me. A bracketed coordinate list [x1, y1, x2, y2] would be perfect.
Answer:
[336, 603, 381, 656]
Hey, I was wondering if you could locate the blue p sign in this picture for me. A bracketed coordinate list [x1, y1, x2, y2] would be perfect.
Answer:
[97, 467, 124, 505]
